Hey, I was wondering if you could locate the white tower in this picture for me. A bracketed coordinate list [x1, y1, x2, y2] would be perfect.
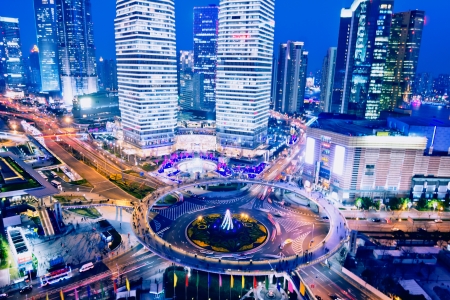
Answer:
[115, 0, 178, 156]
[221, 209, 234, 231]
[215, 0, 275, 150]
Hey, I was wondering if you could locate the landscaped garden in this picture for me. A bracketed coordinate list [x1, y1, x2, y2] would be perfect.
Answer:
[109, 178, 154, 199]
[157, 194, 178, 205]
[0, 157, 41, 192]
[187, 213, 267, 252]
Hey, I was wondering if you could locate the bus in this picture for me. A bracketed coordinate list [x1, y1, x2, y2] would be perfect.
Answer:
[50, 180, 61, 189]
[40, 267, 72, 286]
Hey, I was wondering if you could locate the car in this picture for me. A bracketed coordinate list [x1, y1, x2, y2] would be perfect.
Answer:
[315, 296, 322, 300]
[0, 293, 8, 300]
[329, 295, 342, 300]
[391, 227, 400, 231]
[417, 227, 427, 232]
[435, 219, 443, 223]
[371, 218, 381, 222]
[19, 285, 32, 294]
[322, 216, 329, 220]
[79, 262, 94, 272]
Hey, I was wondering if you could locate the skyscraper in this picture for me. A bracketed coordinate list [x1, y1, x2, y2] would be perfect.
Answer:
[433, 74, 450, 96]
[0, 17, 25, 92]
[336, 0, 394, 119]
[193, 5, 219, 111]
[216, 0, 275, 150]
[178, 50, 194, 99]
[381, 10, 424, 111]
[115, 0, 178, 155]
[33, 0, 60, 92]
[97, 57, 118, 91]
[274, 41, 308, 114]
[57, 0, 98, 106]
[413, 72, 433, 96]
[320, 47, 337, 112]
[28, 45, 42, 91]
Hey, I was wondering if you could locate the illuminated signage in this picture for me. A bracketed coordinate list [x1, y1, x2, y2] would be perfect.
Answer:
[333, 145, 345, 175]
[79, 97, 92, 109]
[305, 137, 315, 164]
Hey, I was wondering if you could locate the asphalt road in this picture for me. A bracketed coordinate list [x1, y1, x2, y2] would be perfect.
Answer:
[5, 244, 167, 300]
[300, 264, 373, 300]
[45, 138, 137, 201]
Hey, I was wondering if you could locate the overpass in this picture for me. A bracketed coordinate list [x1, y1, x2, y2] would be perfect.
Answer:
[134, 178, 349, 276]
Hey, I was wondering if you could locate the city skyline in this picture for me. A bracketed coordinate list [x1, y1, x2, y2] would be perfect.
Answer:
[1, 0, 449, 76]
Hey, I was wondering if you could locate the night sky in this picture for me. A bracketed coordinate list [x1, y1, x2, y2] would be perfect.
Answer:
[1, 0, 449, 75]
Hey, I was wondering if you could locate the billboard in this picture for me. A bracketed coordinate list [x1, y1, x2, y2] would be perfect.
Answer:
[305, 137, 315, 164]
[333, 145, 345, 175]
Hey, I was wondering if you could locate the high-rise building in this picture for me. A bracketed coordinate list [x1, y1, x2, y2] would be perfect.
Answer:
[27, 45, 42, 91]
[193, 5, 219, 111]
[33, 0, 60, 92]
[381, 10, 424, 111]
[216, 0, 275, 150]
[57, 0, 98, 106]
[0, 17, 25, 92]
[320, 47, 337, 112]
[413, 72, 433, 96]
[178, 50, 194, 100]
[179, 68, 194, 110]
[274, 41, 308, 114]
[314, 69, 322, 87]
[335, 0, 394, 119]
[115, 0, 178, 155]
[432, 74, 450, 96]
[97, 57, 118, 91]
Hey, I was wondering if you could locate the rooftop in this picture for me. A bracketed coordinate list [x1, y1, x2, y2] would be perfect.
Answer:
[391, 117, 450, 127]
[311, 119, 389, 136]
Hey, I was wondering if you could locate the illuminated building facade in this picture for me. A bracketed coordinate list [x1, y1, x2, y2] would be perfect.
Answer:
[57, 0, 98, 106]
[381, 10, 424, 111]
[274, 41, 308, 114]
[97, 57, 118, 91]
[33, 0, 61, 92]
[0, 17, 25, 92]
[320, 47, 337, 112]
[336, 0, 394, 119]
[28, 46, 42, 91]
[193, 5, 218, 111]
[115, 0, 178, 156]
[216, 0, 275, 150]
[303, 117, 450, 203]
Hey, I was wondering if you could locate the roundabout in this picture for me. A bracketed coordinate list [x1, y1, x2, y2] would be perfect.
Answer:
[187, 210, 268, 252]
[139, 179, 349, 275]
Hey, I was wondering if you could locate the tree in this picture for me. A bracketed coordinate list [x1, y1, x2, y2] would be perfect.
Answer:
[417, 198, 428, 210]
[388, 197, 402, 210]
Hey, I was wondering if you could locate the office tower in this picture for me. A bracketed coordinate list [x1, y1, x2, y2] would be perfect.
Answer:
[115, 0, 178, 154]
[335, 0, 394, 119]
[270, 55, 278, 109]
[216, 0, 275, 150]
[381, 10, 424, 111]
[413, 73, 433, 96]
[33, 0, 60, 92]
[320, 47, 337, 112]
[433, 74, 450, 96]
[179, 69, 194, 110]
[0, 17, 25, 92]
[274, 41, 308, 114]
[314, 69, 322, 87]
[193, 5, 219, 111]
[57, 0, 98, 106]
[178, 50, 194, 98]
[97, 58, 118, 91]
[28, 45, 42, 91]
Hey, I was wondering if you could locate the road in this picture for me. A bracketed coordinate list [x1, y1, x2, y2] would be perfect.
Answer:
[6, 244, 168, 300]
[299, 264, 374, 300]
[45, 138, 137, 201]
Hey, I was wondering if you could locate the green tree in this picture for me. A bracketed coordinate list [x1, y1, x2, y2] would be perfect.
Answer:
[388, 197, 402, 210]
[417, 198, 428, 210]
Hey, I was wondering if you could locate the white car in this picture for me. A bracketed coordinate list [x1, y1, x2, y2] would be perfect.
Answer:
[435, 219, 443, 223]
[391, 227, 400, 231]
[79, 262, 94, 272]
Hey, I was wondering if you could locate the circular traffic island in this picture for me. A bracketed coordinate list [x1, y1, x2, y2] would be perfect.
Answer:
[187, 210, 268, 252]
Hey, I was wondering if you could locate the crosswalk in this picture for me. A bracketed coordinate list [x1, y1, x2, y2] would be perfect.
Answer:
[151, 201, 208, 220]
[152, 219, 161, 232]
[240, 198, 257, 210]
[262, 201, 293, 216]
[199, 196, 246, 205]
[274, 202, 316, 217]
[156, 227, 170, 237]
[277, 218, 312, 233]
[291, 231, 311, 254]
